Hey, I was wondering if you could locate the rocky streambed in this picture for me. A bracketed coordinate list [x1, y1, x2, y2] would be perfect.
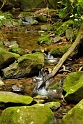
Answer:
[0, 10, 83, 124]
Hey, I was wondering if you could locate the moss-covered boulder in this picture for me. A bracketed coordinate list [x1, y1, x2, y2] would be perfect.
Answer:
[36, 14, 47, 22]
[0, 91, 33, 105]
[63, 71, 83, 103]
[60, 99, 83, 124]
[0, 104, 54, 124]
[40, 24, 53, 31]
[0, 11, 22, 28]
[51, 44, 71, 57]
[9, 43, 26, 55]
[2, 52, 44, 78]
[0, 48, 20, 69]
[38, 34, 51, 45]
[18, 12, 38, 25]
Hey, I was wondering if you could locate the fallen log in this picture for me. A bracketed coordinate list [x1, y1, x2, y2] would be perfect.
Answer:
[39, 23, 83, 88]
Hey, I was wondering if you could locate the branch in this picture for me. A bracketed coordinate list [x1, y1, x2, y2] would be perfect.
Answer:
[39, 23, 83, 88]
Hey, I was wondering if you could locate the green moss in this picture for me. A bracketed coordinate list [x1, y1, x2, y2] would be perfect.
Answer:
[0, 48, 20, 69]
[63, 71, 83, 92]
[63, 71, 83, 102]
[49, 82, 61, 90]
[18, 52, 44, 65]
[36, 15, 47, 22]
[38, 34, 51, 45]
[0, 105, 54, 124]
[3, 52, 44, 78]
[40, 24, 53, 31]
[9, 43, 26, 55]
[51, 44, 71, 57]
[60, 99, 83, 124]
[56, 20, 74, 35]
[0, 92, 33, 105]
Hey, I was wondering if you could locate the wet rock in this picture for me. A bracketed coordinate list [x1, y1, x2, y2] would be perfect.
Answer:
[2, 52, 44, 79]
[40, 24, 53, 31]
[51, 44, 71, 57]
[11, 84, 24, 92]
[0, 91, 33, 105]
[0, 48, 20, 69]
[60, 99, 83, 124]
[0, 11, 22, 28]
[45, 101, 60, 110]
[63, 71, 83, 103]
[18, 12, 38, 25]
[9, 43, 27, 55]
[38, 34, 51, 45]
[0, 104, 54, 124]
[36, 14, 47, 22]
[33, 95, 48, 103]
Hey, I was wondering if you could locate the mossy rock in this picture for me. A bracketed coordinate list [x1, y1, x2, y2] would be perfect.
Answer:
[36, 14, 47, 22]
[51, 44, 71, 57]
[0, 91, 33, 105]
[0, 48, 20, 69]
[0, 104, 54, 124]
[18, 12, 34, 18]
[56, 20, 74, 35]
[0, 11, 22, 28]
[40, 24, 53, 31]
[60, 99, 83, 124]
[63, 71, 83, 103]
[38, 34, 51, 45]
[45, 101, 60, 110]
[9, 43, 26, 55]
[3, 52, 44, 78]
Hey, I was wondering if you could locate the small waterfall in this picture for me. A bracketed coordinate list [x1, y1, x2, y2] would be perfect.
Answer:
[33, 69, 50, 95]
[48, 52, 53, 59]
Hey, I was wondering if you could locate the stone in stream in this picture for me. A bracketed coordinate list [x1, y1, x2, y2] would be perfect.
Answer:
[62, 71, 83, 103]
[0, 47, 20, 69]
[60, 99, 83, 124]
[0, 91, 33, 105]
[0, 104, 55, 124]
[2, 52, 44, 79]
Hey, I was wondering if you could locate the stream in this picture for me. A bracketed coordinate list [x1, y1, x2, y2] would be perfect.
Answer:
[0, 12, 83, 123]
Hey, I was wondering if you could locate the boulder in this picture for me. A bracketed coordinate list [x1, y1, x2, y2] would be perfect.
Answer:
[0, 48, 20, 69]
[2, 52, 44, 78]
[0, 104, 54, 124]
[51, 44, 71, 57]
[38, 34, 51, 45]
[18, 12, 38, 25]
[0, 91, 33, 105]
[60, 99, 83, 124]
[0, 11, 22, 28]
[9, 43, 26, 55]
[63, 71, 83, 103]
